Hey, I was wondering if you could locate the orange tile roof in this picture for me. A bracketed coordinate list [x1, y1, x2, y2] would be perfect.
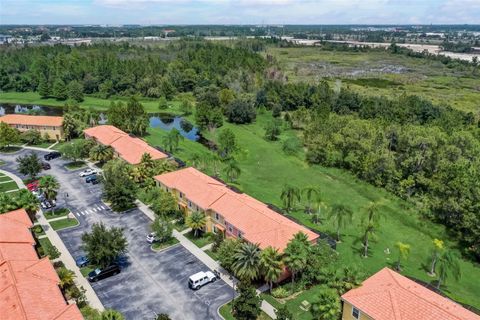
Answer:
[0, 114, 63, 127]
[155, 167, 319, 251]
[0, 209, 83, 320]
[341, 267, 480, 320]
[84, 125, 168, 165]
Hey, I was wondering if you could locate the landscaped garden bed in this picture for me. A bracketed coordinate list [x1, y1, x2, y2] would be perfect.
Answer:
[151, 238, 179, 251]
[44, 208, 71, 220]
[65, 161, 87, 170]
[184, 231, 214, 248]
[49, 217, 79, 230]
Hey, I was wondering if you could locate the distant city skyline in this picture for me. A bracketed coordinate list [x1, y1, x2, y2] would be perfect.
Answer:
[1, 0, 479, 25]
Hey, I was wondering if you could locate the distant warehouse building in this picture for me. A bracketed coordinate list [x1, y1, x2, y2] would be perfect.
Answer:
[0, 114, 64, 141]
[84, 125, 168, 165]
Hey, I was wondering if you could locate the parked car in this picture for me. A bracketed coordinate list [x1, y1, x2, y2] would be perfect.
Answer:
[79, 168, 98, 177]
[75, 256, 90, 268]
[85, 175, 97, 183]
[88, 264, 121, 282]
[188, 271, 217, 290]
[91, 179, 99, 185]
[41, 162, 51, 170]
[32, 190, 43, 200]
[146, 232, 159, 244]
[40, 200, 52, 209]
[27, 181, 39, 191]
[44, 152, 61, 161]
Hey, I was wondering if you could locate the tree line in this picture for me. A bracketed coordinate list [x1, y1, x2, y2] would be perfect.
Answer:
[0, 40, 266, 100]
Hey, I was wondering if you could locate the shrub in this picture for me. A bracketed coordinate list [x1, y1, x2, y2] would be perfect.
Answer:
[282, 137, 301, 155]
[272, 287, 289, 299]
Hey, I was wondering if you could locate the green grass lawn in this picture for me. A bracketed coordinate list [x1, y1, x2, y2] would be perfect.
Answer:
[146, 112, 480, 308]
[44, 208, 70, 220]
[219, 302, 272, 320]
[0, 181, 19, 193]
[64, 161, 87, 170]
[0, 146, 22, 153]
[49, 217, 79, 230]
[80, 266, 95, 277]
[184, 231, 214, 248]
[0, 91, 184, 114]
[0, 176, 12, 182]
[204, 249, 219, 261]
[37, 237, 55, 258]
[28, 141, 55, 149]
[0, 160, 5, 166]
[151, 238, 180, 251]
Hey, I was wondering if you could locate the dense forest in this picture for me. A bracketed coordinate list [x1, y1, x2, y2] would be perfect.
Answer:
[0, 40, 479, 261]
[0, 41, 266, 99]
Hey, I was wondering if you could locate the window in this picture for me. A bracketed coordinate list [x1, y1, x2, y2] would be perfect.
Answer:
[238, 232, 243, 239]
[215, 213, 219, 220]
[228, 225, 233, 233]
[188, 201, 192, 208]
[352, 307, 360, 319]
[179, 192, 184, 199]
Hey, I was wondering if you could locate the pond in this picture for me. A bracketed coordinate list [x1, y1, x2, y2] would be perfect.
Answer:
[149, 114, 200, 141]
[0, 103, 63, 116]
[0, 103, 200, 142]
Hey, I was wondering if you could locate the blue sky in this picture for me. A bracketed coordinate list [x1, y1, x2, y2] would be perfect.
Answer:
[1, 0, 479, 25]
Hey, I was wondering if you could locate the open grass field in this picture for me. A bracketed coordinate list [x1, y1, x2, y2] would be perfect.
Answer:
[266, 47, 480, 113]
[146, 112, 480, 309]
[0, 91, 184, 114]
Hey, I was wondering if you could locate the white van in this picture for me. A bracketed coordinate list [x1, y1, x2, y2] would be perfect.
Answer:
[188, 271, 217, 290]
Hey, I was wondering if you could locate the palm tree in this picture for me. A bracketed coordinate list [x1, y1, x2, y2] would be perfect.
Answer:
[15, 189, 40, 219]
[223, 160, 241, 182]
[302, 186, 320, 214]
[162, 128, 184, 152]
[436, 251, 461, 289]
[185, 212, 206, 237]
[260, 246, 283, 292]
[283, 232, 310, 289]
[311, 287, 341, 320]
[429, 238, 444, 276]
[39, 175, 59, 214]
[89, 144, 114, 164]
[328, 204, 353, 242]
[62, 113, 77, 141]
[280, 184, 301, 212]
[361, 201, 383, 258]
[394, 242, 411, 271]
[57, 267, 75, 288]
[140, 152, 155, 169]
[232, 242, 262, 282]
[100, 309, 125, 320]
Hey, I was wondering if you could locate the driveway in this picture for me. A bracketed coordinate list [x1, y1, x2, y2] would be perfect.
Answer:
[0, 149, 234, 320]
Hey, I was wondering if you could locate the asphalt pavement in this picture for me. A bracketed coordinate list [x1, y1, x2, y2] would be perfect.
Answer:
[0, 149, 234, 320]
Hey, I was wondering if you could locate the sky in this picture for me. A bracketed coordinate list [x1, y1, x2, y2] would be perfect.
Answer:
[0, 0, 479, 25]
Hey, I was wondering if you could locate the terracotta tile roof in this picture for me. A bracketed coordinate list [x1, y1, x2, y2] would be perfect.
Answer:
[341, 267, 480, 320]
[0, 209, 83, 320]
[84, 125, 168, 165]
[0, 209, 35, 245]
[155, 167, 319, 251]
[0, 114, 63, 127]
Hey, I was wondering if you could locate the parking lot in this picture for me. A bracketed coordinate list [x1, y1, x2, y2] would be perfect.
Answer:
[0, 149, 234, 320]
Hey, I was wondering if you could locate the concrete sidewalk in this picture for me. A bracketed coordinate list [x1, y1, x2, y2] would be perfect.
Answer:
[136, 200, 278, 319]
[36, 209, 105, 311]
[0, 167, 104, 311]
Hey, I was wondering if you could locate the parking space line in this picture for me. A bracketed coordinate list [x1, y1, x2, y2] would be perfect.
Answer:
[92, 208, 98, 212]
